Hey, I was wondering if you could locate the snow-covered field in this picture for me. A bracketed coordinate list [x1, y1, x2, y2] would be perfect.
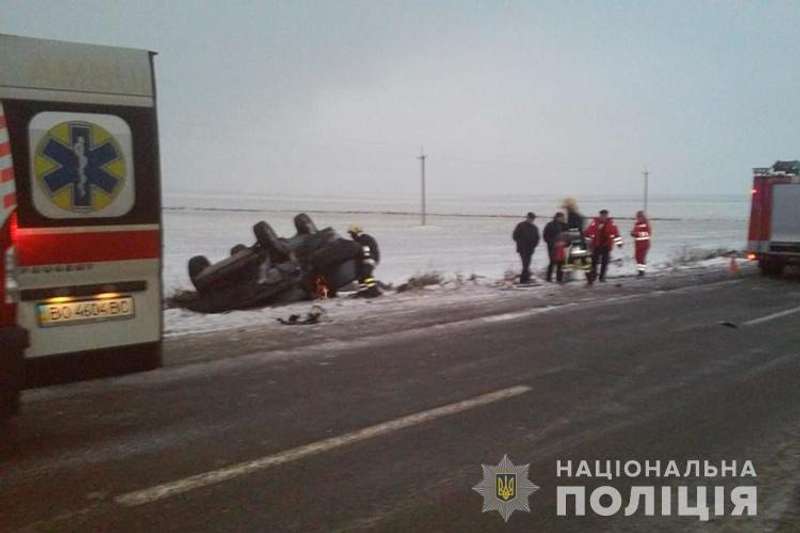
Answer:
[162, 192, 747, 336]
[163, 192, 747, 293]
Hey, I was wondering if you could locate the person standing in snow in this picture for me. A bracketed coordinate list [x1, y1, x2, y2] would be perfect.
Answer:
[631, 210, 652, 277]
[561, 197, 590, 274]
[585, 209, 623, 284]
[512, 212, 540, 284]
[348, 224, 381, 297]
[561, 197, 585, 235]
[543, 212, 569, 282]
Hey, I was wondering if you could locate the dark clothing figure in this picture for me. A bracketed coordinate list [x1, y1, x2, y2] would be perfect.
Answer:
[513, 219, 540, 254]
[543, 217, 569, 282]
[590, 247, 610, 282]
[543, 219, 568, 246]
[518, 250, 534, 284]
[349, 228, 381, 297]
[566, 210, 584, 234]
[563, 206, 589, 275]
[513, 217, 540, 283]
[353, 232, 380, 264]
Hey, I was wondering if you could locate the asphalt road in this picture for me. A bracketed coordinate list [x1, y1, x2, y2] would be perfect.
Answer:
[2, 272, 800, 532]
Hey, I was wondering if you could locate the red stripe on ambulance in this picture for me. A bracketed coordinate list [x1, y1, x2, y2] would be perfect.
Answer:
[18, 229, 160, 266]
[3, 192, 15, 209]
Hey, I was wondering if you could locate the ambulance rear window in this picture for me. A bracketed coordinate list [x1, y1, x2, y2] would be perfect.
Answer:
[3, 98, 160, 229]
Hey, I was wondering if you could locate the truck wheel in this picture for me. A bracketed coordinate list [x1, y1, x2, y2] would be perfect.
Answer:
[0, 386, 20, 420]
[189, 255, 211, 287]
[759, 259, 784, 277]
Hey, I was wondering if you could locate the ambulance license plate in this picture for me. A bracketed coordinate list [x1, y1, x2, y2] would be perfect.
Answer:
[38, 296, 135, 327]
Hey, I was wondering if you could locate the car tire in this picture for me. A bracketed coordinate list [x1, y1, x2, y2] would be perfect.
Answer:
[189, 255, 211, 288]
[294, 213, 318, 235]
[230, 244, 248, 256]
[253, 221, 291, 262]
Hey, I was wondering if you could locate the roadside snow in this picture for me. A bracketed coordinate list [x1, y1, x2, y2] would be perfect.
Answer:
[161, 194, 747, 337]
[163, 208, 745, 292]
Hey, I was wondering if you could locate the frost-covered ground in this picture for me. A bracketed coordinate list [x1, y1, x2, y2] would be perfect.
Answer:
[163, 192, 747, 291]
[162, 192, 748, 336]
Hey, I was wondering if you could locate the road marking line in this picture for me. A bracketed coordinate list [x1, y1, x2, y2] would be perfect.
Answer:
[115, 385, 532, 507]
[742, 305, 800, 327]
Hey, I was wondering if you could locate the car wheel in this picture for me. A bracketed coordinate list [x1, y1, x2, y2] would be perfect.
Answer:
[230, 244, 248, 255]
[189, 255, 211, 288]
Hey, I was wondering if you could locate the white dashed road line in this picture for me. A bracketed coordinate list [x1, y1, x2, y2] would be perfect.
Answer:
[742, 305, 800, 327]
[115, 385, 532, 507]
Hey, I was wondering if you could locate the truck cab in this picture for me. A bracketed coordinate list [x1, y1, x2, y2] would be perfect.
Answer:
[747, 161, 800, 276]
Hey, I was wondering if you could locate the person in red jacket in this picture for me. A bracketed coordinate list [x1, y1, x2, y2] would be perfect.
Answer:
[584, 209, 623, 284]
[631, 210, 651, 277]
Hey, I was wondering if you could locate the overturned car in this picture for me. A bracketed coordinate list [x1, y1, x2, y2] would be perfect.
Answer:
[182, 214, 366, 313]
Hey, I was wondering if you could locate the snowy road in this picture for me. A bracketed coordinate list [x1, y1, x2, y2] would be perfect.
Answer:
[3, 268, 800, 531]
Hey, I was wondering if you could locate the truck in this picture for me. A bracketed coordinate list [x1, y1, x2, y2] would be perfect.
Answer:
[0, 34, 163, 419]
[747, 161, 800, 277]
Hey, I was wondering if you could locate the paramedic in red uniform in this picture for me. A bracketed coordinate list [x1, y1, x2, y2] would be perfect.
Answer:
[585, 209, 623, 284]
[631, 210, 651, 276]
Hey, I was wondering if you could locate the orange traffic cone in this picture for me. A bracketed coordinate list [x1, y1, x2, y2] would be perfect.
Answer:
[729, 254, 740, 274]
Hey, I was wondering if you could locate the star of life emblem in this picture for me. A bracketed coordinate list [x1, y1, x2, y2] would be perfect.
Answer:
[29, 112, 134, 219]
[473, 454, 540, 522]
[35, 120, 125, 212]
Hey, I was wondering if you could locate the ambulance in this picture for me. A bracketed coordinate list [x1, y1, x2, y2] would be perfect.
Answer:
[0, 34, 163, 418]
[747, 161, 800, 276]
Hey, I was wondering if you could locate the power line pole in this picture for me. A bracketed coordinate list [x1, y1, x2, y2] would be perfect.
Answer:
[418, 147, 427, 226]
[642, 167, 649, 213]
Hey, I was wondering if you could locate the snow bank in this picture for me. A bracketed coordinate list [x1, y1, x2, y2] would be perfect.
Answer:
[161, 193, 747, 336]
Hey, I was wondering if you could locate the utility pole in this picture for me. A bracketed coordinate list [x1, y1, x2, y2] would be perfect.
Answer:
[418, 148, 427, 226]
[643, 167, 649, 213]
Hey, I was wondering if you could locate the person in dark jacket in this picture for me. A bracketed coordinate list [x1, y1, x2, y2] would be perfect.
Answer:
[512, 212, 540, 284]
[543, 212, 569, 282]
[348, 224, 381, 297]
[562, 197, 585, 234]
[561, 197, 590, 277]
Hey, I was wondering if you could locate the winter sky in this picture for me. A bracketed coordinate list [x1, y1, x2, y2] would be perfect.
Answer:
[1, 1, 798, 199]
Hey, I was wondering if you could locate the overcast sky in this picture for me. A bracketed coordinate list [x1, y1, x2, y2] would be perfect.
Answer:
[2, 1, 798, 198]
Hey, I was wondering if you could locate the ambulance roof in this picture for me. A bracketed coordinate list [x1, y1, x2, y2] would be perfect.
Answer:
[0, 34, 155, 107]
